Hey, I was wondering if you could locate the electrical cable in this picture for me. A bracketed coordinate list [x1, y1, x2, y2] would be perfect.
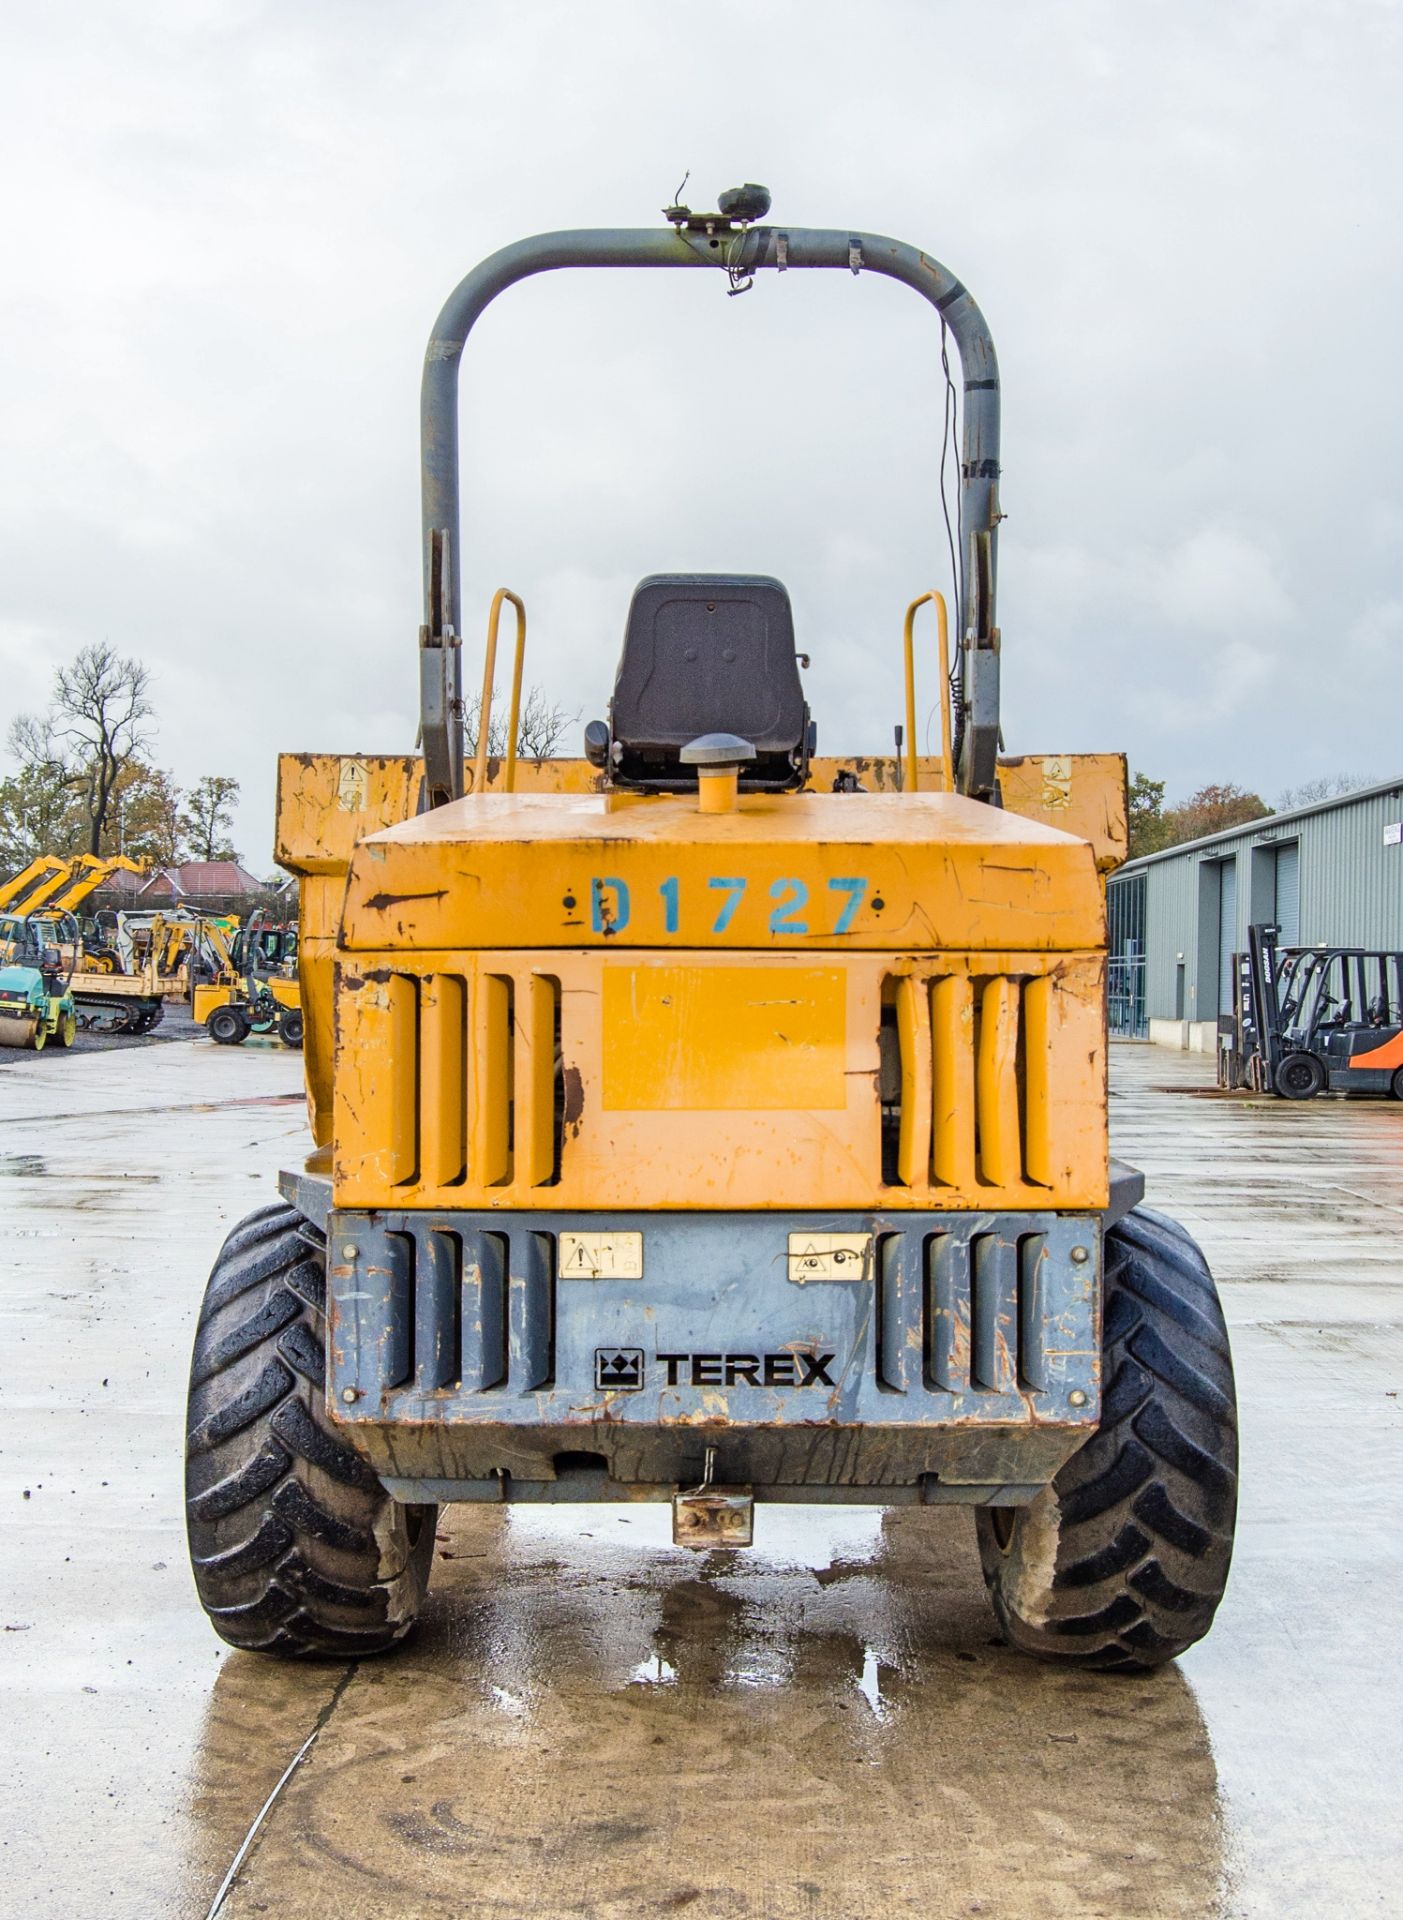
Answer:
[939, 315, 964, 767]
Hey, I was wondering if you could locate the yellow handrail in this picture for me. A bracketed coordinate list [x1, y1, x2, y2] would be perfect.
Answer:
[901, 590, 953, 795]
[474, 588, 527, 796]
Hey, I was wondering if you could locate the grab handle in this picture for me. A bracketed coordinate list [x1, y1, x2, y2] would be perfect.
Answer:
[901, 591, 953, 795]
[474, 589, 527, 795]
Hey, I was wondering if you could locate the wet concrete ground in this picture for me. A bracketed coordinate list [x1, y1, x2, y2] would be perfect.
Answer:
[1, 1038, 1400, 1917]
[0, 996, 204, 1058]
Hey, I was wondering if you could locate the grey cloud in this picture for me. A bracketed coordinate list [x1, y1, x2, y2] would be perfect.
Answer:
[1, 0, 1400, 864]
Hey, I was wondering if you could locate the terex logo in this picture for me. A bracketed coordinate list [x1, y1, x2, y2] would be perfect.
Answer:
[657, 1351, 836, 1388]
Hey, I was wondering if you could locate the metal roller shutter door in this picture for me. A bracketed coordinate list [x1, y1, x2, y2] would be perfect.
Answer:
[1274, 842, 1300, 945]
[1217, 860, 1238, 1016]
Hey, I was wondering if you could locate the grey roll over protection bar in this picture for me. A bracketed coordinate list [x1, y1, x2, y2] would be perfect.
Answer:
[418, 214, 1002, 806]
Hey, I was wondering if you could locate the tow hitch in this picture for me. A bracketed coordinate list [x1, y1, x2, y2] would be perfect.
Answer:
[673, 1449, 754, 1549]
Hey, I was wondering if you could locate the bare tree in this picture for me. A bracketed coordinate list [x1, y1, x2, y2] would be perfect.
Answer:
[461, 690, 509, 762]
[462, 685, 575, 768]
[52, 645, 154, 855]
[1277, 772, 1377, 810]
[180, 774, 242, 863]
[0, 715, 83, 866]
[515, 687, 576, 764]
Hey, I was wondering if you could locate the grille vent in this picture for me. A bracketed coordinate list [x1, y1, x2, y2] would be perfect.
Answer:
[375, 970, 562, 1191]
[876, 1229, 1050, 1397]
[884, 973, 1054, 1192]
[337, 1222, 555, 1399]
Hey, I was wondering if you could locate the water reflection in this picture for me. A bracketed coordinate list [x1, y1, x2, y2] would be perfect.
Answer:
[195, 1503, 1225, 1918]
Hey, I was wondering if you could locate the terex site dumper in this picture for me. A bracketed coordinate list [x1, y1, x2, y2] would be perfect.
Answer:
[185, 191, 1238, 1669]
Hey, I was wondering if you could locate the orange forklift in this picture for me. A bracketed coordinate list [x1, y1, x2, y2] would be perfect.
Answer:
[1226, 923, 1403, 1099]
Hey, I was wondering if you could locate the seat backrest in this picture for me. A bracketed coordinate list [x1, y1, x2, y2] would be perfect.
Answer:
[608, 574, 810, 790]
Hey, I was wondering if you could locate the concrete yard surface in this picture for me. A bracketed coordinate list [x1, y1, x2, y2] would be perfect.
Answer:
[1, 1036, 1400, 1917]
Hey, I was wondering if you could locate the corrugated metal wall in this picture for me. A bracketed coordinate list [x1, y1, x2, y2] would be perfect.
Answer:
[1112, 782, 1403, 1022]
[1143, 849, 1199, 1019]
[1297, 790, 1403, 949]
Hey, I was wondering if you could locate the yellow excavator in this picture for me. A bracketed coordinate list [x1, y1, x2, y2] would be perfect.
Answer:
[0, 853, 143, 918]
[0, 856, 69, 913]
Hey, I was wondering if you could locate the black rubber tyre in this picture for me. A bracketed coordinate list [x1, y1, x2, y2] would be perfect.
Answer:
[207, 1004, 249, 1046]
[1275, 1050, 1325, 1099]
[1391, 1066, 1403, 1102]
[976, 1205, 1237, 1670]
[278, 1007, 304, 1050]
[185, 1202, 438, 1657]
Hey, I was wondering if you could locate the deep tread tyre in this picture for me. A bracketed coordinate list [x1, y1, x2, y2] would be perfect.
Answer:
[278, 1007, 304, 1050]
[1275, 1050, 1325, 1099]
[976, 1204, 1237, 1670]
[185, 1202, 437, 1657]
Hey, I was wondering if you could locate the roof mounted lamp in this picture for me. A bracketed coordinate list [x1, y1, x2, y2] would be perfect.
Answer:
[681, 733, 756, 814]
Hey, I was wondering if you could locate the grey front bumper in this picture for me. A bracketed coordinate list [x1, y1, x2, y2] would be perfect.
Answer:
[309, 1203, 1104, 1506]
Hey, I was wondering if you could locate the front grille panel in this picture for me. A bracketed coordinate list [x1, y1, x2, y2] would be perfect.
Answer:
[334, 950, 1104, 1211]
[328, 1209, 1100, 1436]
[888, 965, 1091, 1199]
[341, 965, 561, 1200]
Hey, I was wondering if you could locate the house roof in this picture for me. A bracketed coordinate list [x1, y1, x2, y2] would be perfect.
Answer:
[135, 860, 263, 899]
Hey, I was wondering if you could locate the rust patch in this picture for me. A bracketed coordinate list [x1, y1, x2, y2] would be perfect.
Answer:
[363, 889, 449, 911]
[562, 1065, 585, 1133]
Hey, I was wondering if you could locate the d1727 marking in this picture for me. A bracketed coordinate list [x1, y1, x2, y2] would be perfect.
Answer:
[586, 874, 872, 938]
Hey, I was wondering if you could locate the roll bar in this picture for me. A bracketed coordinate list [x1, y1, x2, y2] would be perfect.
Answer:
[419, 212, 1002, 806]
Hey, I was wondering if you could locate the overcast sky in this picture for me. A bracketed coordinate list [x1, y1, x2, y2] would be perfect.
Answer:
[2, 0, 1400, 866]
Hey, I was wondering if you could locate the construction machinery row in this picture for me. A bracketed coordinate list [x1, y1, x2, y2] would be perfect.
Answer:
[0, 853, 300, 1048]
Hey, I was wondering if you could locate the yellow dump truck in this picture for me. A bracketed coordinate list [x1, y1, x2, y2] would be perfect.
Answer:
[184, 189, 1237, 1669]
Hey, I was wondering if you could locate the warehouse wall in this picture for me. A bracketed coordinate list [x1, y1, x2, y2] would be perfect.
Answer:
[1145, 849, 1199, 1021]
[1113, 780, 1403, 1044]
[1296, 788, 1403, 949]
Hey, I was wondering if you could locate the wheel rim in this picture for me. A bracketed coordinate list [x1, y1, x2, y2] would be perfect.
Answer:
[1283, 1058, 1318, 1095]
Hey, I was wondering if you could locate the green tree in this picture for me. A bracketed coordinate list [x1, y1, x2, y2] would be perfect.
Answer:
[179, 774, 241, 863]
[1127, 770, 1170, 858]
[108, 762, 183, 866]
[1162, 783, 1271, 847]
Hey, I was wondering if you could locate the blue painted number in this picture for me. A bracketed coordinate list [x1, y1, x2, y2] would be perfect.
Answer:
[768, 877, 809, 934]
[658, 876, 679, 934]
[709, 877, 747, 932]
[827, 876, 868, 934]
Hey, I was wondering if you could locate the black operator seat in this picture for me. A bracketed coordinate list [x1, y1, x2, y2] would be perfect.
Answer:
[602, 574, 812, 791]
